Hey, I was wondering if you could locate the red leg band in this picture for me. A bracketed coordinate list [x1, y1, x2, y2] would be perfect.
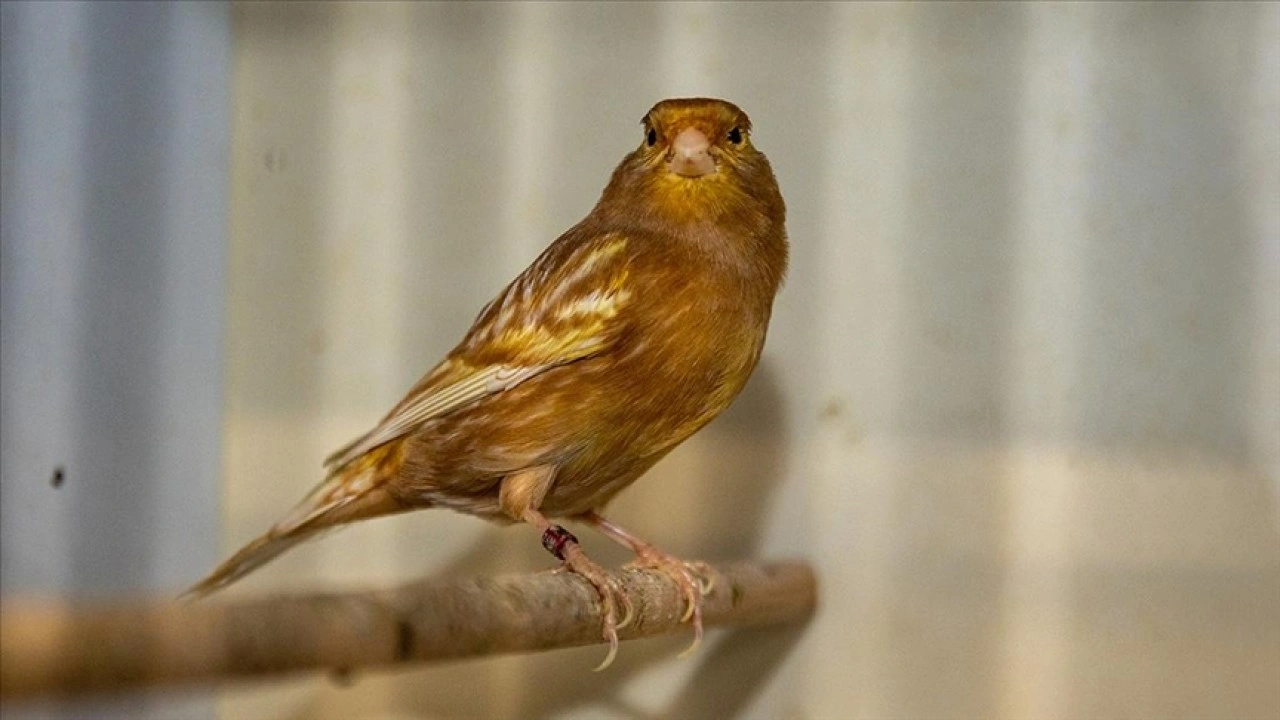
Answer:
[542, 525, 578, 560]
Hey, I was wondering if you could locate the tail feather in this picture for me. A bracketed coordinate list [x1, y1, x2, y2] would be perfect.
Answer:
[182, 527, 317, 599]
[183, 479, 409, 599]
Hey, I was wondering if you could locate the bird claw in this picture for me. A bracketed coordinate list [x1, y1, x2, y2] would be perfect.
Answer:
[687, 560, 716, 596]
[593, 591, 620, 672]
[625, 549, 710, 657]
[615, 588, 636, 630]
[676, 618, 703, 659]
[594, 638, 619, 672]
[557, 545, 631, 671]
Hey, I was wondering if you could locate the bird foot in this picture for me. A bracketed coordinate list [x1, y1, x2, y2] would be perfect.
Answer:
[543, 526, 633, 671]
[625, 546, 713, 657]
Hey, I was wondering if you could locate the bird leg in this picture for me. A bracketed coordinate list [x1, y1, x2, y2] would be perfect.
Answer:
[521, 508, 631, 671]
[578, 510, 713, 658]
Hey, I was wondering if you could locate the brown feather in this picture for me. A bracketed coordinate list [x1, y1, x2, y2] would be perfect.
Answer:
[187, 97, 787, 594]
[183, 484, 407, 598]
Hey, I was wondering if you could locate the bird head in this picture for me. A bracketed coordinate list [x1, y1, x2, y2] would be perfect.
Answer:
[596, 98, 785, 235]
[642, 97, 751, 180]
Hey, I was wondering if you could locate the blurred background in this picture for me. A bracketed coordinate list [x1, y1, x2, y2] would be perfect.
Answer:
[2, 2, 1277, 719]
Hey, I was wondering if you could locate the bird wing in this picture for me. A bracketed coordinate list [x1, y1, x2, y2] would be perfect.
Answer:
[323, 229, 633, 472]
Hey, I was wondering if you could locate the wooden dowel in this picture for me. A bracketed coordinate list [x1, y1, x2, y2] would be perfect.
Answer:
[1, 560, 815, 701]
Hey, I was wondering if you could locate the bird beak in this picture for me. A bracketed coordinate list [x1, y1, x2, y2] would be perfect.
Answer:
[667, 127, 716, 178]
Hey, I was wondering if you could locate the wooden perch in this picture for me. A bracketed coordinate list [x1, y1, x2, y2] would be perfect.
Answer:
[0, 560, 814, 701]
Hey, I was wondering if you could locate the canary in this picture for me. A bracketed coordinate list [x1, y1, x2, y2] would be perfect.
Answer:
[188, 97, 788, 669]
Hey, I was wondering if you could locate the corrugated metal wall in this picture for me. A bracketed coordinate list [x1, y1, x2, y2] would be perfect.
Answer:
[4, 2, 1278, 719]
[1, 2, 229, 719]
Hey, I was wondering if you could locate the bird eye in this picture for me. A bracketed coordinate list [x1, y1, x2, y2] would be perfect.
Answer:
[646, 128, 658, 147]
[727, 127, 744, 145]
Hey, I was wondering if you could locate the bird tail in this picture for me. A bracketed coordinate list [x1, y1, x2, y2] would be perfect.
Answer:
[183, 451, 410, 599]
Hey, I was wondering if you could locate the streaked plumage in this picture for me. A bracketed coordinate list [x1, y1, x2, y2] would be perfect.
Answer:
[188, 98, 788, 668]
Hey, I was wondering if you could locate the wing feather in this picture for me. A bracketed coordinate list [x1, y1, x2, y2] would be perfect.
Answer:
[323, 229, 632, 473]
